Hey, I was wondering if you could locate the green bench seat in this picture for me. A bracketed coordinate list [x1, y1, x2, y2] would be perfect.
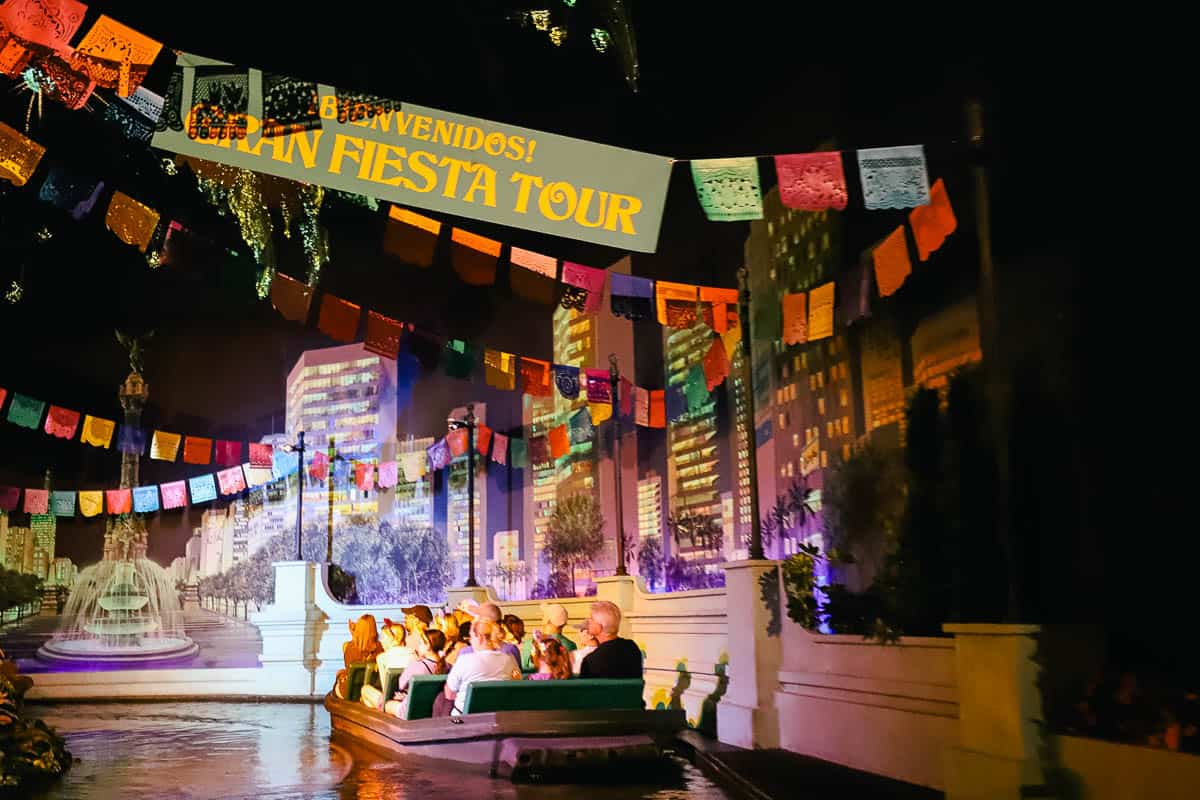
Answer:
[462, 678, 645, 714]
[403, 674, 449, 721]
[344, 662, 378, 702]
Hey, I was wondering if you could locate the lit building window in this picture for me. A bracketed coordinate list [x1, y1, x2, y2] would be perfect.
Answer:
[793, 433, 800, 448]
[840, 389, 849, 407]
[778, 413, 786, 429]
[809, 374, 816, 390]
[842, 415, 850, 434]
[843, 443, 851, 461]
[822, 232, 830, 251]
[826, 421, 833, 437]
[820, 451, 828, 468]
[818, 397, 825, 415]
[787, 462, 795, 477]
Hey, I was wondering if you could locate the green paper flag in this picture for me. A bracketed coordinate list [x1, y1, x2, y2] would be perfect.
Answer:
[6, 393, 45, 429]
[442, 340, 477, 379]
[51, 491, 76, 516]
[685, 365, 709, 411]
[510, 438, 527, 469]
[690, 157, 764, 222]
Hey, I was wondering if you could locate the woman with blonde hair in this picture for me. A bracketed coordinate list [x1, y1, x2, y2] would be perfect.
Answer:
[435, 617, 520, 717]
[383, 628, 448, 718]
[334, 614, 384, 698]
[359, 618, 415, 709]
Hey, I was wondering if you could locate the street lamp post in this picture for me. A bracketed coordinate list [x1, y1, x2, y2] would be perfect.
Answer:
[291, 431, 306, 561]
[608, 354, 628, 576]
[326, 438, 336, 564]
[737, 268, 765, 561]
[449, 405, 479, 587]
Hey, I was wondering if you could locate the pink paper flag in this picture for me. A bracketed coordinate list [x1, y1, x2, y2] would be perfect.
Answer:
[23, 488, 48, 514]
[635, 387, 650, 427]
[491, 432, 508, 465]
[249, 442, 273, 468]
[774, 152, 849, 211]
[378, 460, 398, 489]
[562, 262, 607, 312]
[217, 466, 246, 495]
[160, 480, 187, 510]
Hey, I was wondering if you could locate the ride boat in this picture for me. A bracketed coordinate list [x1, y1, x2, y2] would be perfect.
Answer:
[324, 665, 686, 780]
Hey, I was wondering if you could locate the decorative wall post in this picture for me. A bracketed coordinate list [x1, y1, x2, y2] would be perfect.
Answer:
[717, 559, 782, 748]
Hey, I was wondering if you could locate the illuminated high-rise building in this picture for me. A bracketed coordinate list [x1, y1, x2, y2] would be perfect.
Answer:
[637, 471, 664, 542]
[911, 297, 982, 396]
[663, 321, 723, 568]
[286, 343, 398, 528]
[522, 392, 559, 581]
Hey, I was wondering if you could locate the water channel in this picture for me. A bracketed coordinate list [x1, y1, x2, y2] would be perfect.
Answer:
[28, 702, 733, 799]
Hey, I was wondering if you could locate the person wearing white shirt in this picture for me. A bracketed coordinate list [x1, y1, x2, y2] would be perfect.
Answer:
[439, 618, 520, 716]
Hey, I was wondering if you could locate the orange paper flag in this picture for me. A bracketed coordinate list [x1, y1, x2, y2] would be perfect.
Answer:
[384, 206, 440, 267]
[909, 178, 957, 261]
[74, 15, 163, 96]
[106, 191, 159, 252]
[183, 436, 213, 465]
[873, 227, 912, 297]
[450, 228, 501, 286]
[318, 294, 361, 343]
[648, 390, 666, 429]
[782, 293, 807, 345]
[549, 424, 570, 459]
[655, 281, 699, 326]
[0, 121, 46, 187]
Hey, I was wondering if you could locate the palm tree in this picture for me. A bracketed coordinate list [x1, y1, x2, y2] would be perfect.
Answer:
[787, 477, 820, 542]
[770, 497, 790, 551]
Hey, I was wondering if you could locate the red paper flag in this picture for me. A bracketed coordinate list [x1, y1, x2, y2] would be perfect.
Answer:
[105, 488, 132, 514]
[215, 440, 243, 466]
[44, 405, 81, 439]
[520, 358, 553, 397]
[909, 178, 957, 261]
[549, 424, 570, 459]
[774, 152, 849, 211]
[310, 450, 329, 481]
[355, 462, 375, 491]
[446, 427, 468, 457]
[182, 436, 212, 465]
[703, 338, 730, 390]
[249, 442, 273, 468]
[476, 424, 493, 456]
[649, 390, 666, 429]
[318, 294, 361, 343]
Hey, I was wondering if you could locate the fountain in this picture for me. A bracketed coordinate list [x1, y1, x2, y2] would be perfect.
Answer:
[38, 332, 199, 666]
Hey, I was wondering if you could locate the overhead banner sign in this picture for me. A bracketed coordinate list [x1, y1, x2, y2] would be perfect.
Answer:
[151, 53, 673, 252]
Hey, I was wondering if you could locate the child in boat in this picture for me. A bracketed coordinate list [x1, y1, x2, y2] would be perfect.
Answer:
[436, 618, 521, 717]
[572, 624, 599, 675]
[384, 628, 448, 718]
[528, 632, 573, 681]
[359, 618, 414, 709]
[334, 614, 384, 699]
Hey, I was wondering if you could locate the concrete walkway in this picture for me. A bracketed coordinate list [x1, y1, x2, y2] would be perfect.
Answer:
[678, 731, 942, 799]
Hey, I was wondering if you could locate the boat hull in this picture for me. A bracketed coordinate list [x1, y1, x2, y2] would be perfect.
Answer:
[324, 692, 686, 779]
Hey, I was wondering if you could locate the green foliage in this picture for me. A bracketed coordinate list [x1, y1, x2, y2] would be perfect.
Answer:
[545, 494, 606, 594]
[0, 568, 41, 614]
[667, 511, 722, 558]
[637, 535, 664, 592]
[821, 441, 906, 570]
[0, 649, 70, 793]
[780, 545, 824, 630]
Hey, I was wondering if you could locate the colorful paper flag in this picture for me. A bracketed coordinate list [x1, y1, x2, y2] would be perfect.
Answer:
[549, 424, 570, 459]
[703, 338, 729, 391]
[384, 206, 441, 267]
[0, 0, 87, 49]
[655, 281, 699, 326]
[249, 442, 273, 468]
[782, 293, 808, 345]
[133, 485, 160, 513]
[183, 436, 213, 465]
[355, 462, 375, 491]
[476, 424, 493, 456]
[585, 368, 611, 403]
[50, 490, 75, 516]
[118, 425, 146, 454]
[909, 178, 957, 261]
[635, 387, 650, 427]
[43, 408, 79, 446]
[561, 262, 606, 312]
[509, 247, 558, 305]
[873, 227, 912, 297]
[857, 145, 930, 210]
[590, 401, 612, 425]
[150, 430, 182, 461]
[75, 15, 162, 95]
[0, 486, 19, 512]
[378, 460, 398, 489]
[484, 349, 517, 391]
[446, 427, 468, 458]
[271, 272, 314, 323]
[78, 490, 104, 517]
[189, 474, 218, 504]
[450, 228, 501, 285]
[216, 440, 242, 466]
[364, 311, 404, 359]
[528, 435, 550, 466]
[699, 287, 739, 334]
[217, 466, 246, 495]
[690, 157, 763, 221]
[619, 377, 634, 418]
[81, 415, 116, 449]
[23, 488, 48, 514]
[491, 432, 509, 465]
[520, 358, 553, 397]
[553, 364, 580, 399]
[160, 480, 187, 510]
[774, 152, 849, 211]
[807, 282, 835, 341]
[609, 272, 654, 321]
[649, 390, 666, 428]
[509, 438, 527, 469]
[318, 294, 361, 343]
[310, 450, 330, 481]
[6, 393, 44, 429]
[0, 121, 46, 187]
[400, 451, 427, 482]
[427, 438, 451, 471]
[105, 488, 132, 514]
[686, 365, 709, 411]
[105, 191, 160, 252]
[242, 462, 273, 488]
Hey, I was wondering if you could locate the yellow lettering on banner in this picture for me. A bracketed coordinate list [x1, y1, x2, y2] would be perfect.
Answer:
[235, 115, 283, 159]
[461, 126, 483, 151]
[319, 95, 338, 120]
[282, 130, 323, 169]
[408, 151, 438, 193]
[370, 110, 394, 133]
[510, 171, 544, 214]
[412, 116, 432, 141]
[394, 111, 415, 137]
[605, 194, 642, 234]
[504, 136, 527, 162]
[538, 181, 577, 222]
[328, 134, 365, 175]
[484, 132, 505, 157]
[433, 120, 456, 146]
[463, 164, 497, 207]
[574, 188, 608, 229]
[439, 156, 468, 199]
[357, 141, 378, 181]
[369, 143, 408, 187]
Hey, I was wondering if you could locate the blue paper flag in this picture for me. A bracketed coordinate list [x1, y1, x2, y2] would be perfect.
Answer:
[133, 485, 160, 513]
[188, 474, 218, 504]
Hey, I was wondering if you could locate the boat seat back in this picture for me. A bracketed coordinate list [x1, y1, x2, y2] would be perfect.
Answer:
[462, 678, 645, 714]
[345, 662, 375, 702]
[403, 674, 449, 720]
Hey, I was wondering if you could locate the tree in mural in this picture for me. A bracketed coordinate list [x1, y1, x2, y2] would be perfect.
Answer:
[544, 494, 606, 596]
[667, 511, 723, 561]
[637, 535, 664, 592]
[787, 477, 821, 542]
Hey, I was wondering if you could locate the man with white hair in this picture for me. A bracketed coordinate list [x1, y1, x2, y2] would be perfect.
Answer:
[579, 600, 642, 679]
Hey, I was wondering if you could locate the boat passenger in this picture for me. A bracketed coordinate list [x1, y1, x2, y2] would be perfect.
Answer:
[522, 602, 577, 672]
[384, 628, 448, 718]
[359, 618, 414, 709]
[334, 614, 384, 699]
[579, 601, 643, 680]
[457, 602, 521, 664]
[436, 618, 521, 717]
[571, 624, 599, 675]
[528, 632, 573, 681]
[445, 620, 472, 666]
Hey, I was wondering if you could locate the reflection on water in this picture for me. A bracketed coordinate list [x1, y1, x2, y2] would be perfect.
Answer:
[29, 703, 731, 800]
